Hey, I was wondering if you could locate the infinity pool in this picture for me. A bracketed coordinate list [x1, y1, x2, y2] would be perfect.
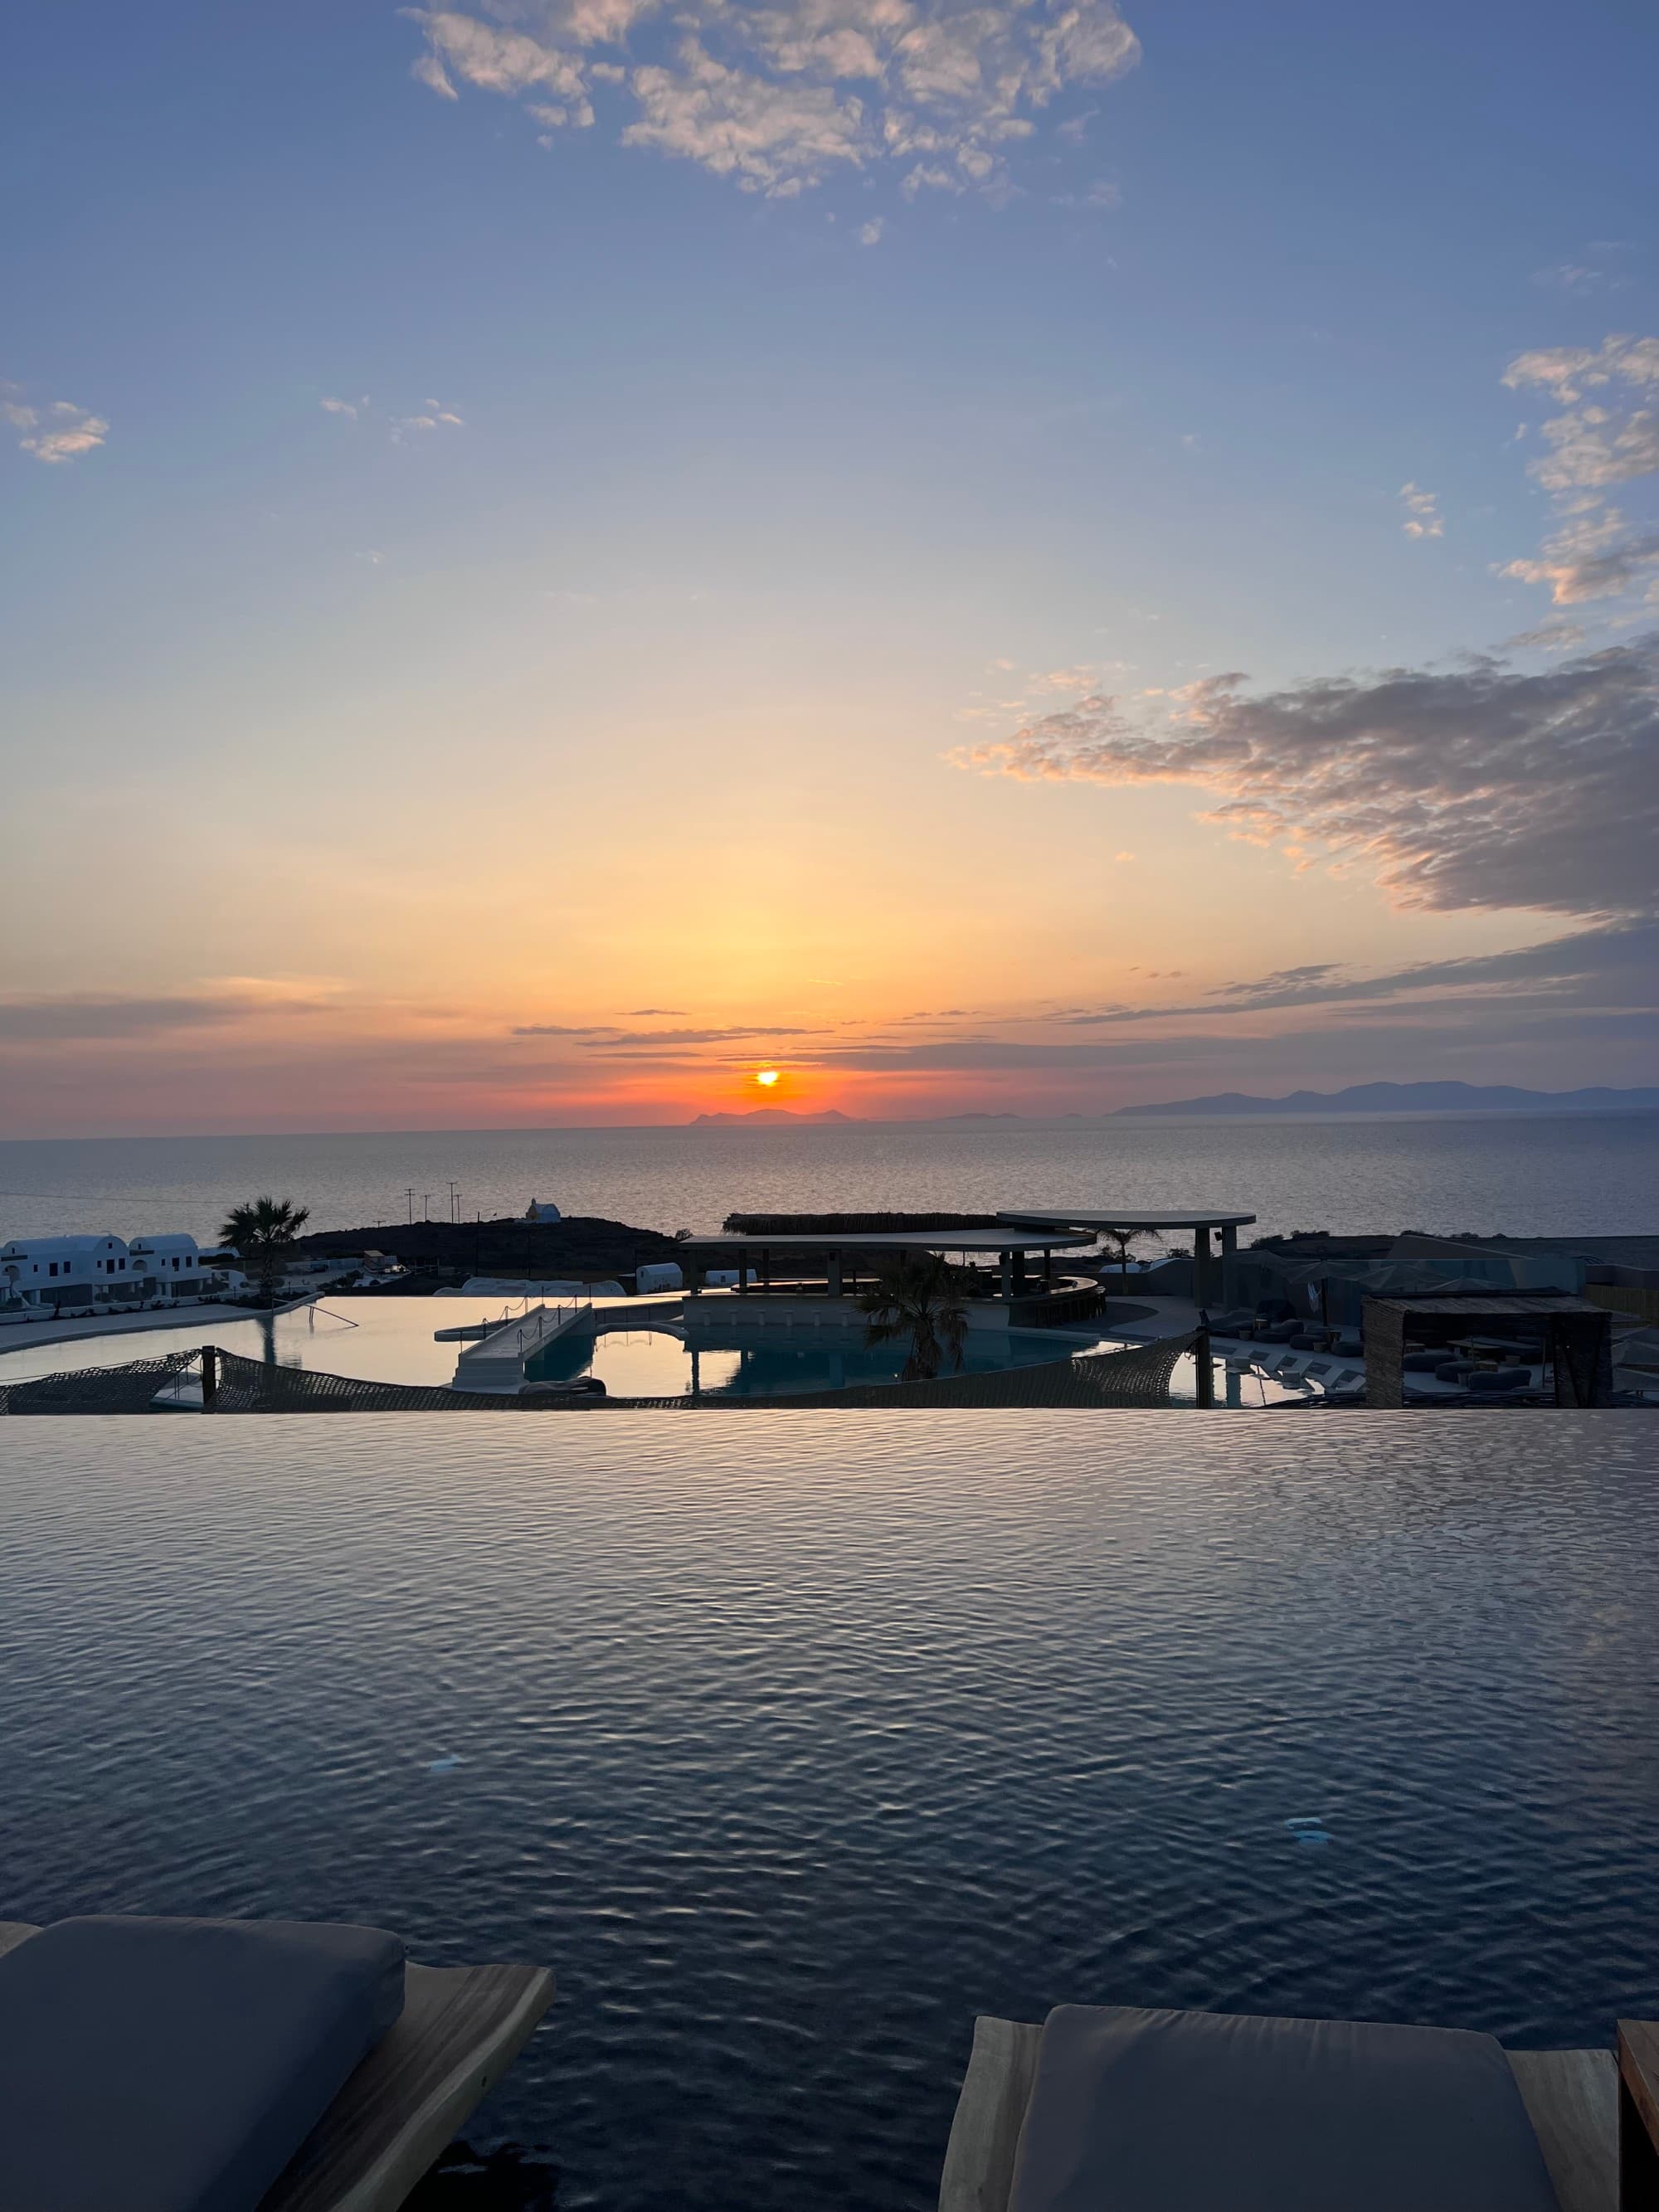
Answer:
[3, 1418, 1657, 2210]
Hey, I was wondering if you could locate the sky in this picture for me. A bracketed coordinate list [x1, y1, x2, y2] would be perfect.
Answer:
[2, 0, 1657, 1135]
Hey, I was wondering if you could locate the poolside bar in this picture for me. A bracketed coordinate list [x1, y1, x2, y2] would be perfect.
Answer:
[679, 1225, 1098, 1326]
[998, 1208, 1258, 1307]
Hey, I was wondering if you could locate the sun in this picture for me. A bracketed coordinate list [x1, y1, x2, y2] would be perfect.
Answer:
[755, 1068, 781, 1088]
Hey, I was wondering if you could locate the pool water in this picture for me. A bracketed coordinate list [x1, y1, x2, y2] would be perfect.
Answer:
[528, 1323, 1109, 1399]
[547, 1328, 1320, 1403]
[0, 1296, 573, 1390]
[2, 1297, 1320, 1403]
[5, 1418, 1657, 2210]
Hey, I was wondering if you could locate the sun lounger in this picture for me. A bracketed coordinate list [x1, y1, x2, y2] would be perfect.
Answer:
[0, 1916, 553, 2212]
[939, 2005, 1635, 2212]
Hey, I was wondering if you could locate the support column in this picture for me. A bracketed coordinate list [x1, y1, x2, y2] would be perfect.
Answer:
[1194, 1324, 1214, 1407]
[1000, 1250, 1014, 1301]
[1191, 1227, 1212, 1310]
[827, 1252, 844, 1298]
[1219, 1223, 1238, 1309]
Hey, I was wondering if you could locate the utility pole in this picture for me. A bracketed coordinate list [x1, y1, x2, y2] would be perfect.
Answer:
[423, 1193, 433, 1222]
[404, 1188, 416, 1225]
[448, 1181, 460, 1224]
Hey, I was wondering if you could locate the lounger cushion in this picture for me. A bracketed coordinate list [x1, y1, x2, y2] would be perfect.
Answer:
[0, 1914, 406, 2212]
[1009, 2003, 1560, 2212]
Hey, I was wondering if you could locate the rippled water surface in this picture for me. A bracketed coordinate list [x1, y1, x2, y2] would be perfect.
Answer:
[4, 1417, 1658, 2209]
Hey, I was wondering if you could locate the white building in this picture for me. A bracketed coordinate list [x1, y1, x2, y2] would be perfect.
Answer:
[0, 1232, 243, 1314]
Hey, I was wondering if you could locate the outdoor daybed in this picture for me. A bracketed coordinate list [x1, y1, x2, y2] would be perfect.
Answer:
[940, 2002, 1659, 2212]
[0, 1914, 554, 2212]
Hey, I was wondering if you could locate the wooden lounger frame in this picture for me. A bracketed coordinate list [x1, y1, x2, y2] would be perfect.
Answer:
[938, 2014, 1623, 2212]
[0, 1921, 554, 2212]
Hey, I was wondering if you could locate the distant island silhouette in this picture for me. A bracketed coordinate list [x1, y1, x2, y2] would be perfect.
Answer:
[1112, 1081, 1659, 1116]
[682, 1084, 1659, 1125]
[688, 1107, 859, 1125]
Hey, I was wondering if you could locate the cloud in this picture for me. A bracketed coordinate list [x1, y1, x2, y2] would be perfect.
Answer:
[319, 391, 464, 441]
[1530, 260, 1632, 298]
[1049, 177, 1120, 209]
[1502, 334, 1659, 495]
[1498, 509, 1659, 605]
[1053, 919, 1659, 1025]
[392, 401, 465, 437]
[620, 1006, 689, 1015]
[4, 389, 109, 464]
[1530, 406, 1659, 497]
[623, 39, 867, 192]
[1503, 334, 1659, 408]
[0, 990, 323, 1042]
[1398, 481, 1443, 538]
[858, 215, 884, 244]
[590, 1023, 830, 1046]
[953, 632, 1659, 921]
[1497, 333, 1659, 621]
[405, 0, 1140, 198]
[510, 1021, 828, 1043]
[411, 50, 460, 97]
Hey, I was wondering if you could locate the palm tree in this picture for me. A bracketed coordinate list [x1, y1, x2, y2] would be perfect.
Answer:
[217, 1196, 311, 1305]
[1098, 1225, 1157, 1291]
[857, 1253, 971, 1382]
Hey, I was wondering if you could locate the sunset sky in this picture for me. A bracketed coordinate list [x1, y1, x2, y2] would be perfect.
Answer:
[4, 0, 1657, 1134]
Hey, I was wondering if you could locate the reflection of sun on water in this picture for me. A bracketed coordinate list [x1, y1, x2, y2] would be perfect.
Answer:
[755, 1068, 780, 1087]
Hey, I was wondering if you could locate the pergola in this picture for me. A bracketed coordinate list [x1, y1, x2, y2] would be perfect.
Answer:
[1363, 1291, 1613, 1407]
[998, 1209, 1258, 1307]
[682, 1225, 1093, 1304]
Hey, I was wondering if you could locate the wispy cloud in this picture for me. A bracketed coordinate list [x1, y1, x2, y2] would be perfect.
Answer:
[319, 391, 465, 441]
[0, 988, 327, 1042]
[1053, 921, 1659, 1024]
[405, 0, 1140, 199]
[3, 386, 109, 464]
[858, 215, 884, 245]
[511, 1021, 829, 1044]
[1398, 481, 1443, 538]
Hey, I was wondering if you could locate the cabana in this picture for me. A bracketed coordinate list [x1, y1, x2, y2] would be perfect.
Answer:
[1364, 1290, 1614, 1407]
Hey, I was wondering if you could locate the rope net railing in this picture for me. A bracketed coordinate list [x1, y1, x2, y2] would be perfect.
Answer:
[0, 1349, 199, 1416]
[2, 1332, 1197, 1415]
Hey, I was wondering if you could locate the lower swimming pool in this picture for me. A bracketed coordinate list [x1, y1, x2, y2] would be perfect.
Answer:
[1, 1296, 1323, 1403]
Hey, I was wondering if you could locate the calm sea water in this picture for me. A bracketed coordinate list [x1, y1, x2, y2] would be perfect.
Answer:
[2, 1417, 1657, 2210]
[2, 1113, 1657, 1244]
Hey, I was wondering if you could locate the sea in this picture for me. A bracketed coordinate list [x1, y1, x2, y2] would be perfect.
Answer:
[1, 1112, 1657, 1246]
